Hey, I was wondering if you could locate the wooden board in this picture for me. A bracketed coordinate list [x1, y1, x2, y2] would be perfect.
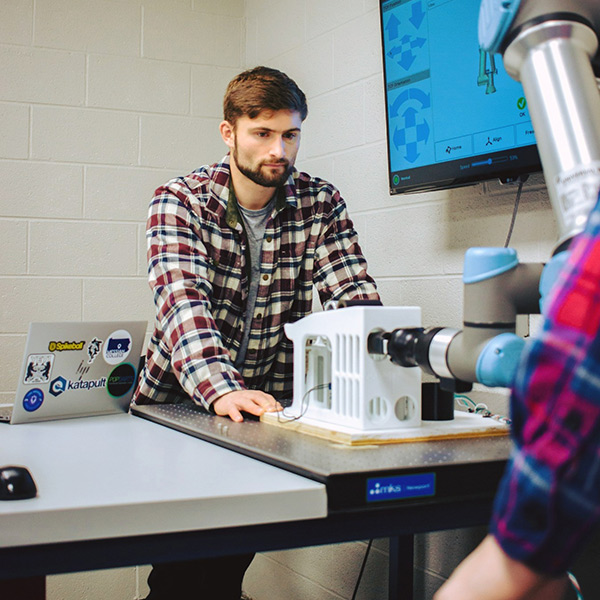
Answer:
[261, 410, 510, 446]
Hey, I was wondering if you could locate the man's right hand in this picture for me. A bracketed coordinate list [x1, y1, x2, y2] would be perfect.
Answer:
[212, 390, 283, 423]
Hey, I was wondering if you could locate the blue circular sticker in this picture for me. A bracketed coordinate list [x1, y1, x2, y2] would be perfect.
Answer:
[23, 388, 44, 412]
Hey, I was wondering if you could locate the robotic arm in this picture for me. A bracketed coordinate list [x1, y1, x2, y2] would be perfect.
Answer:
[484, 0, 600, 248]
[370, 0, 600, 391]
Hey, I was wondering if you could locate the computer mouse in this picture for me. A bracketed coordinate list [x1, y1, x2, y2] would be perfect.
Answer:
[0, 466, 37, 500]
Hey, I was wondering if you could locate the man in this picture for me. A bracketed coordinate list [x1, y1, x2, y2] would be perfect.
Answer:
[133, 66, 380, 599]
[435, 193, 600, 599]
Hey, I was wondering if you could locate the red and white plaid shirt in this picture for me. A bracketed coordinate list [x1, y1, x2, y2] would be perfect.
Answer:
[133, 154, 379, 410]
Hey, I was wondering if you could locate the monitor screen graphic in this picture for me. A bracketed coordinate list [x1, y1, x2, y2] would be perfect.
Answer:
[380, 0, 541, 194]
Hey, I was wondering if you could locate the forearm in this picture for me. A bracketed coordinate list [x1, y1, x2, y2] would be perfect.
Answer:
[434, 535, 569, 600]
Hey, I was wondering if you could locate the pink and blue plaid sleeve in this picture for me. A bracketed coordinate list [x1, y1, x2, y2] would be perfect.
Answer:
[491, 194, 600, 574]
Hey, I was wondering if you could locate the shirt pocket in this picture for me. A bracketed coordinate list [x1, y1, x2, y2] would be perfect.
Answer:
[206, 245, 244, 290]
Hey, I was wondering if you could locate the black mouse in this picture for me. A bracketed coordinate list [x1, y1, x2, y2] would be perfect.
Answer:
[0, 466, 37, 500]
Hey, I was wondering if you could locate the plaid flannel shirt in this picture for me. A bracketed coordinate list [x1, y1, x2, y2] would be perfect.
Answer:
[491, 193, 600, 574]
[133, 154, 379, 410]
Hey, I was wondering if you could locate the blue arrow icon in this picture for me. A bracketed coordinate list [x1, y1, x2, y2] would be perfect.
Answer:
[385, 13, 400, 40]
[393, 127, 406, 150]
[398, 50, 416, 71]
[405, 142, 419, 163]
[410, 2, 426, 30]
[387, 46, 403, 59]
[409, 87, 431, 108]
[416, 120, 430, 143]
[403, 106, 417, 128]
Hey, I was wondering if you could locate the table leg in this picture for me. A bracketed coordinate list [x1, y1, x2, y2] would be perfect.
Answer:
[389, 535, 414, 599]
[3, 576, 45, 599]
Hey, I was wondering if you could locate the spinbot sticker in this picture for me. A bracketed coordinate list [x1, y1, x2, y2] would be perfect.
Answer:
[103, 330, 133, 365]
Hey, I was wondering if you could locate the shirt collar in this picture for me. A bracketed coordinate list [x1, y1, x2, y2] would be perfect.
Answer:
[215, 154, 298, 228]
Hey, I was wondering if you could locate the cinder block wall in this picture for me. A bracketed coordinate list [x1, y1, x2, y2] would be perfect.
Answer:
[0, 0, 243, 407]
[1, 1, 561, 599]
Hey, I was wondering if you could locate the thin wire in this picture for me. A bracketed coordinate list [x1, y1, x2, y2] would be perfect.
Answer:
[351, 539, 373, 600]
[504, 179, 524, 247]
[276, 383, 330, 423]
[455, 394, 477, 410]
[454, 394, 511, 425]
[568, 571, 585, 600]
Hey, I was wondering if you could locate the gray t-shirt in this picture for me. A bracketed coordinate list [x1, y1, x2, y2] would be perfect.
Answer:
[234, 197, 275, 367]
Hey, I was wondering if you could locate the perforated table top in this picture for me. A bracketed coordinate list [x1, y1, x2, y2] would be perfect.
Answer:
[132, 403, 511, 512]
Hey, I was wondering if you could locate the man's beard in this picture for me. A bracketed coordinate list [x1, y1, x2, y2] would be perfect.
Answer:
[233, 146, 292, 188]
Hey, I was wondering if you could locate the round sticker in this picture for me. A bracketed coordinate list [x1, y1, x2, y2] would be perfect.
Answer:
[23, 388, 44, 412]
[106, 363, 137, 398]
[103, 329, 133, 365]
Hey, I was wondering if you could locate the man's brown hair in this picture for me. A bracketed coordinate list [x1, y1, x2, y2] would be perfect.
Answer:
[223, 66, 308, 125]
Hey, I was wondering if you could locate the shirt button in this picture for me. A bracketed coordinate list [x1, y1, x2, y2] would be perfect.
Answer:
[256, 313, 263, 319]
[262, 274, 269, 281]
[265, 236, 273, 243]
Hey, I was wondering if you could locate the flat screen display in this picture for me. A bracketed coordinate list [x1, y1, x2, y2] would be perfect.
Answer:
[380, 0, 541, 194]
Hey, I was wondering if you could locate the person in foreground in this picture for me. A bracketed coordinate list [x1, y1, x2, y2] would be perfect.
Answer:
[435, 193, 600, 599]
[133, 66, 380, 599]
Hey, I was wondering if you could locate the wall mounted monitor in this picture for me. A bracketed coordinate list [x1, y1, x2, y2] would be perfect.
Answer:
[379, 0, 541, 194]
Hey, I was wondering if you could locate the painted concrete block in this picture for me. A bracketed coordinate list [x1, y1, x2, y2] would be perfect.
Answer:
[191, 65, 240, 118]
[84, 166, 175, 222]
[0, 0, 33, 45]
[83, 278, 154, 323]
[32, 106, 138, 166]
[143, 7, 242, 67]
[29, 221, 138, 277]
[192, 0, 244, 17]
[0, 334, 27, 393]
[0, 46, 85, 106]
[301, 85, 365, 158]
[305, 0, 365, 39]
[0, 220, 27, 275]
[333, 11, 382, 88]
[0, 103, 29, 159]
[88, 55, 190, 115]
[34, 0, 140, 55]
[140, 114, 223, 170]
[0, 278, 83, 333]
[0, 161, 83, 219]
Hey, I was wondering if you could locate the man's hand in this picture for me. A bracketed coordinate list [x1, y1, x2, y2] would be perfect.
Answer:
[434, 535, 569, 600]
[212, 390, 283, 423]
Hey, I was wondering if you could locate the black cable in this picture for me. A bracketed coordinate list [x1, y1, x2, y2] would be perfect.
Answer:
[276, 382, 330, 423]
[351, 539, 373, 600]
[504, 178, 524, 247]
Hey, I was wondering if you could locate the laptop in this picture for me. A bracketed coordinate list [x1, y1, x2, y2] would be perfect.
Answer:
[0, 321, 147, 425]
